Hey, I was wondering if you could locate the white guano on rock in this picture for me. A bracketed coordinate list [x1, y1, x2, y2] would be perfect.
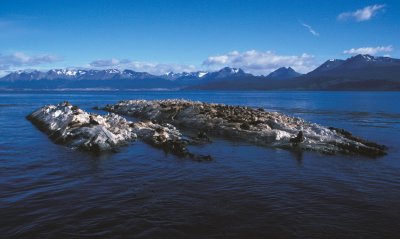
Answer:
[27, 102, 201, 158]
[104, 99, 387, 157]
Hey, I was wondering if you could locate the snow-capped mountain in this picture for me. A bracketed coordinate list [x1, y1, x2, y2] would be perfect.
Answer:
[311, 59, 345, 73]
[1, 55, 399, 90]
[307, 54, 400, 77]
[189, 55, 400, 90]
[204, 67, 247, 79]
[0, 66, 249, 83]
[0, 69, 157, 81]
[310, 54, 400, 75]
[289, 54, 400, 90]
[162, 71, 209, 80]
[0, 67, 246, 89]
[341, 54, 400, 68]
[266, 67, 302, 80]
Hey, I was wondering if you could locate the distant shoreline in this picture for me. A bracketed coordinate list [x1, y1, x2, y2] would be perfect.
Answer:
[1, 88, 400, 92]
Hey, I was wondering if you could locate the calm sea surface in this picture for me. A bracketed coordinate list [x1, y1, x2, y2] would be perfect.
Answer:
[1, 91, 400, 239]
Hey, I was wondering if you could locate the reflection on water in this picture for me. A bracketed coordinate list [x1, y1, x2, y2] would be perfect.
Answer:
[0, 91, 400, 238]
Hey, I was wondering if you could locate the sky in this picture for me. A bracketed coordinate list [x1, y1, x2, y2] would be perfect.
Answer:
[0, 0, 399, 76]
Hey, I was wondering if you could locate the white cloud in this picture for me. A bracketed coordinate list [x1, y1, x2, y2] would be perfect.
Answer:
[202, 50, 317, 74]
[301, 23, 319, 36]
[343, 45, 393, 55]
[89, 59, 196, 75]
[0, 52, 61, 71]
[338, 4, 386, 22]
[90, 58, 120, 67]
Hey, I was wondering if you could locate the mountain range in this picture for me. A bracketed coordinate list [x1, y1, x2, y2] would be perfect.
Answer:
[1, 54, 399, 91]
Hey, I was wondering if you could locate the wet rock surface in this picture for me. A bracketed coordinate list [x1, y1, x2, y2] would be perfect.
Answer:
[104, 99, 387, 157]
[27, 102, 206, 159]
[130, 121, 211, 160]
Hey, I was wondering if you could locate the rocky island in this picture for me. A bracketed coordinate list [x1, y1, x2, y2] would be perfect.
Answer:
[27, 101, 207, 159]
[103, 99, 387, 157]
[28, 100, 387, 158]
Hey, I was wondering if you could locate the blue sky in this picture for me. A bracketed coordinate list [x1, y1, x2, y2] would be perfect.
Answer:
[0, 0, 399, 75]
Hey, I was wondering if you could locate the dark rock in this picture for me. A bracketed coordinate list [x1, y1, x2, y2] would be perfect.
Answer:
[240, 122, 251, 130]
[165, 139, 189, 157]
[329, 127, 387, 154]
[197, 131, 211, 141]
[194, 154, 213, 161]
[89, 116, 99, 125]
[155, 127, 164, 133]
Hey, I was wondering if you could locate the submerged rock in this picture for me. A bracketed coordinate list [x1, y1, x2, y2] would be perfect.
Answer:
[104, 99, 387, 157]
[27, 102, 203, 158]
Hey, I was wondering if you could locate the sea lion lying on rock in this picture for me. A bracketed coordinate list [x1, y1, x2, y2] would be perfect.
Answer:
[290, 131, 305, 144]
[103, 99, 387, 157]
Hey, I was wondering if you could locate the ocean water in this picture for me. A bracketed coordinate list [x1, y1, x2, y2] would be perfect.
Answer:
[0, 91, 399, 239]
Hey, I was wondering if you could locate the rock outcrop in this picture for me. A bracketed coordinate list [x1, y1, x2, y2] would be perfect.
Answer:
[27, 102, 206, 159]
[104, 99, 387, 157]
[28, 102, 135, 152]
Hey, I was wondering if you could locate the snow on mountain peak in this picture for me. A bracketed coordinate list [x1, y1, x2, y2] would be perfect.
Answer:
[362, 55, 374, 61]
[198, 72, 208, 78]
[105, 69, 120, 74]
[65, 70, 77, 76]
[231, 68, 239, 73]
